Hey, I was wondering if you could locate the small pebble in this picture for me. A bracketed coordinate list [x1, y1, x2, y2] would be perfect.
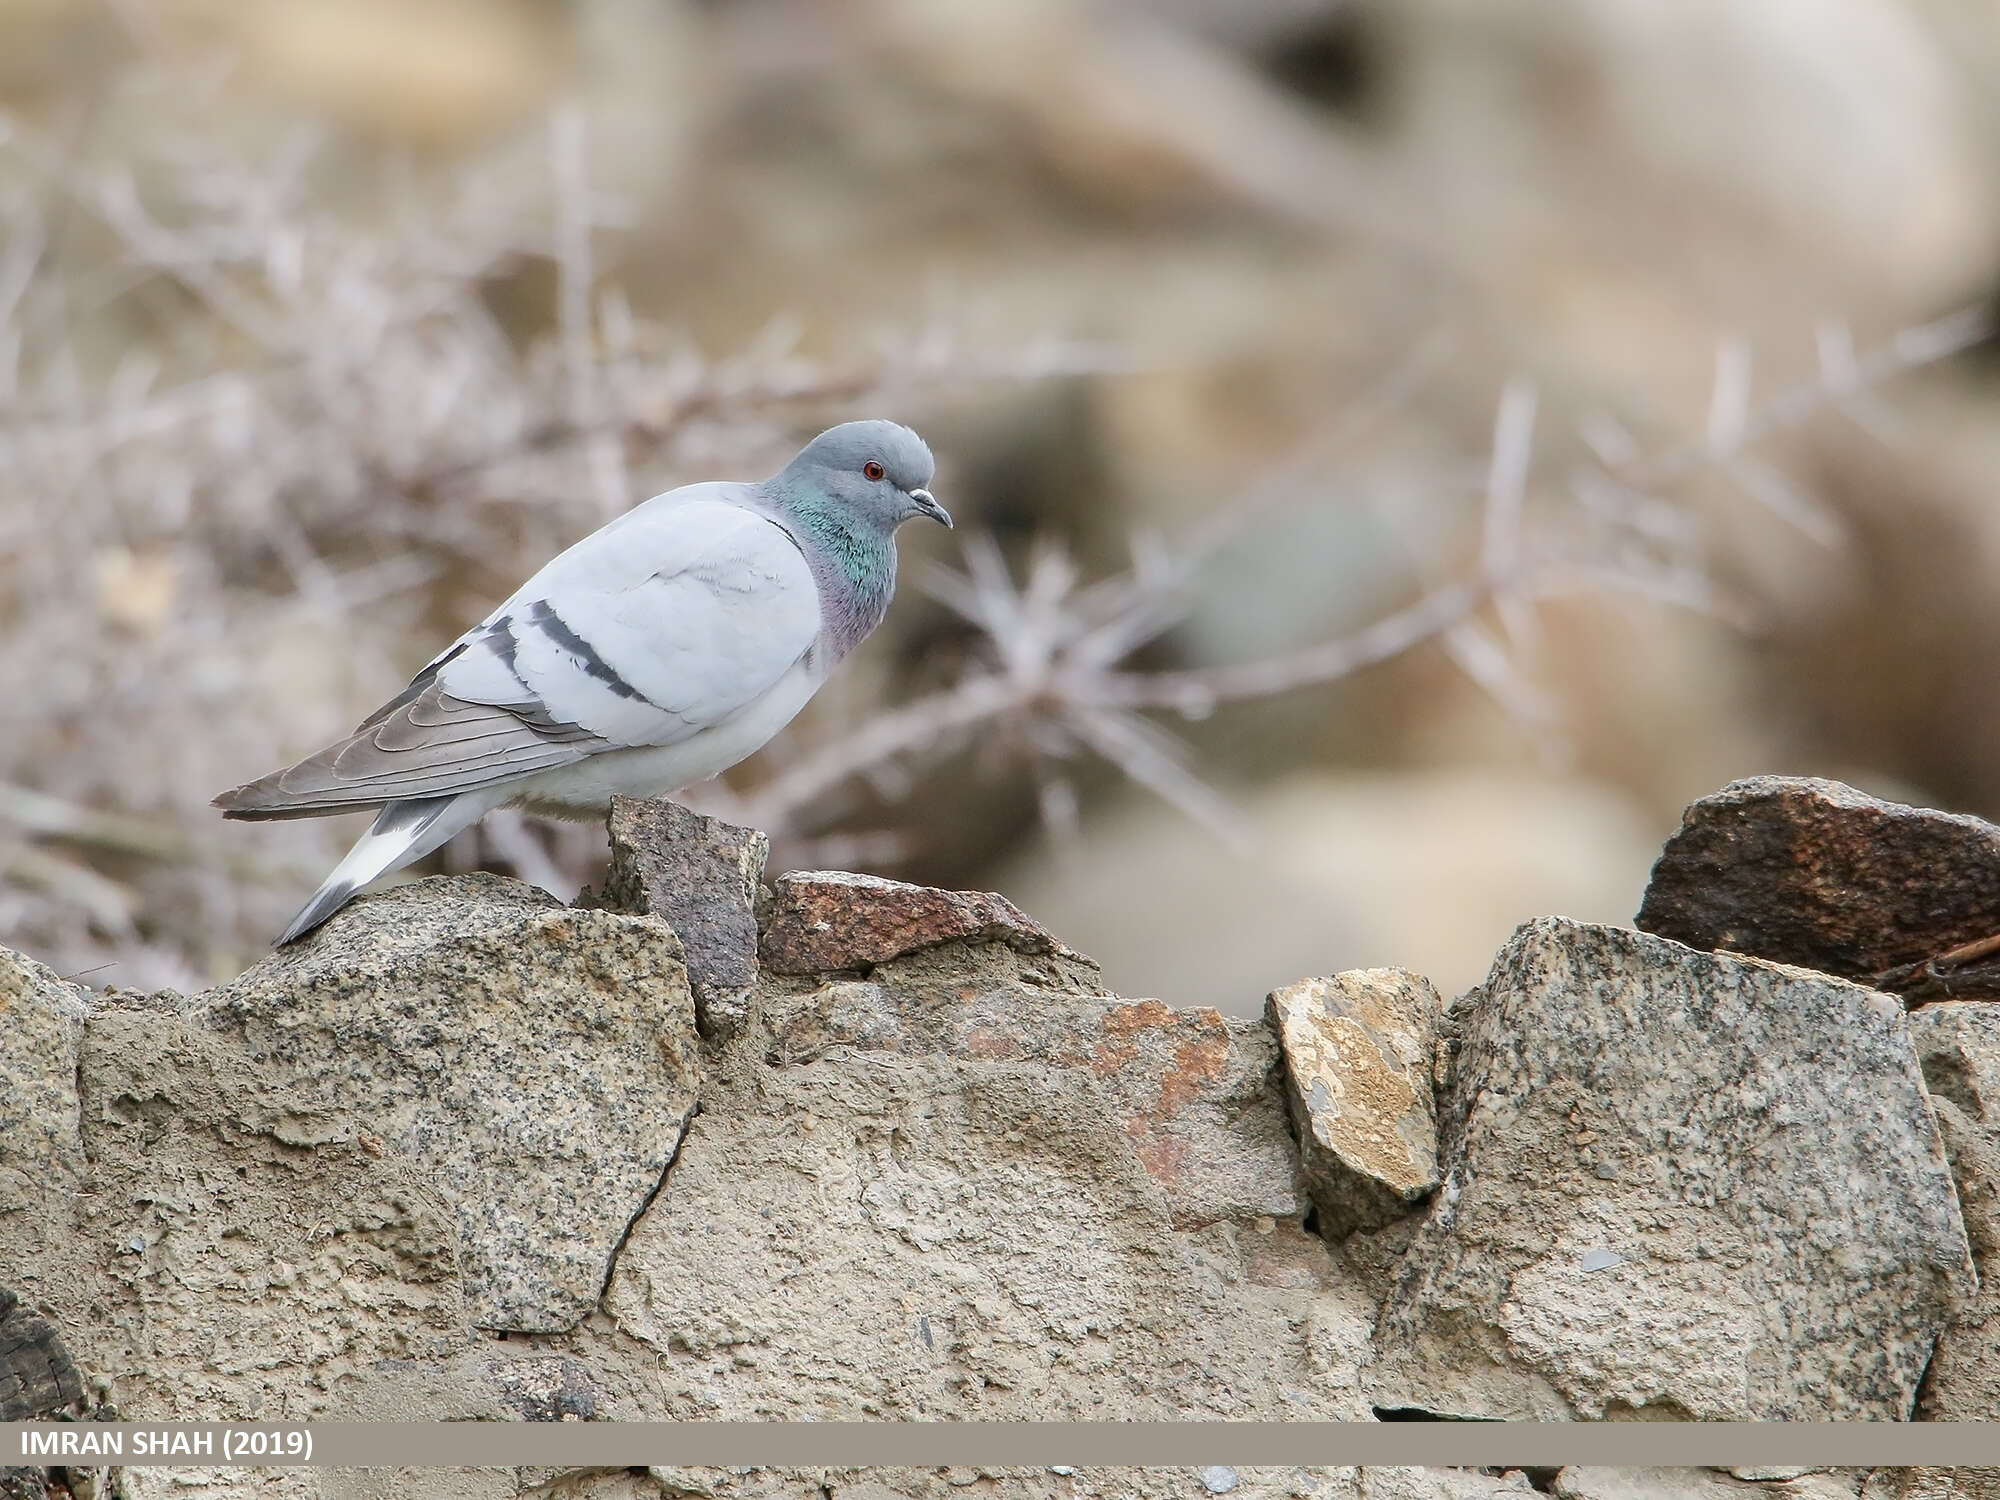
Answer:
[1200, 1468, 1240, 1495]
[1581, 1247, 1624, 1273]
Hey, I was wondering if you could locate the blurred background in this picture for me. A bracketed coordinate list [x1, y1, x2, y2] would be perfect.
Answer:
[4, 0, 2000, 1013]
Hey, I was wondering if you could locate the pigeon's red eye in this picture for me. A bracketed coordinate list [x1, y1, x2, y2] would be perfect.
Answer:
[863, 460, 885, 481]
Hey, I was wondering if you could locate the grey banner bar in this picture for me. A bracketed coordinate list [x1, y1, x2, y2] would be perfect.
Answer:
[6, 1422, 2000, 1469]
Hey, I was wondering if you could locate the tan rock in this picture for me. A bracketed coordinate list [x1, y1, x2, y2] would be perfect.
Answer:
[602, 1047, 1369, 1420]
[1864, 1472, 2000, 1500]
[622, 1470, 1487, 1500]
[1554, 1474, 1863, 1500]
[1266, 970, 1441, 1239]
[762, 952, 1299, 1229]
[53, 986, 470, 1421]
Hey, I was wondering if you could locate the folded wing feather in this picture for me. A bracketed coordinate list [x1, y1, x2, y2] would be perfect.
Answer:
[215, 496, 821, 819]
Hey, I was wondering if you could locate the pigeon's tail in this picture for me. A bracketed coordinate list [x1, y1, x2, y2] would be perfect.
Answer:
[276, 792, 491, 945]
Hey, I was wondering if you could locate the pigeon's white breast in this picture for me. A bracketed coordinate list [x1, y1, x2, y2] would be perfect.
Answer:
[501, 649, 828, 818]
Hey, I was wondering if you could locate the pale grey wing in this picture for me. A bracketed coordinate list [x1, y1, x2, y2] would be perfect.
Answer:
[213, 635, 611, 818]
[216, 497, 820, 819]
[351, 480, 761, 732]
[484, 498, 822, 749]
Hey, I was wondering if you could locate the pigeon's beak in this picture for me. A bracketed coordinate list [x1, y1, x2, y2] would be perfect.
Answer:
[910, 488, 953, 529]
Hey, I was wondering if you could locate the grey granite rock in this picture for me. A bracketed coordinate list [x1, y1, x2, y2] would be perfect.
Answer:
[1908, 1001, 2000, 1418]
[1371, 916, 1973, 1420]
[196, 873, 700, 1332]
[592, 796, 767, 1043]
[1266, 970, 1441, 1240]
[0, 946, 87, 1195]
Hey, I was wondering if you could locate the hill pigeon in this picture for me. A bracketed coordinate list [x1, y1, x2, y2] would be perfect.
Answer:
[217, 420, 950, 944]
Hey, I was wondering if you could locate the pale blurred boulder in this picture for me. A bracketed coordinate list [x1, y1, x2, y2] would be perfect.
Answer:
[177, 0, 568, 147]
[1394, 0, 1998, 318]
[991, 768, 1666, 1012]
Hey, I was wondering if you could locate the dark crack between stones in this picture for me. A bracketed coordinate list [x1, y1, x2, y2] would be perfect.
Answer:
[1912, 1322, 1948, 1420]
[596, 1100, 701, 1312]
[1371, 1405, 1499, 1421]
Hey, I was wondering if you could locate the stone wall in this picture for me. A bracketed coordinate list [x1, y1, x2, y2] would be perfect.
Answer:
[4, 783, 1999, 1498]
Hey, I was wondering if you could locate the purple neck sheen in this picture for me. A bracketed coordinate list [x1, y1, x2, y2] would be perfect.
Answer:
[758, 475, 899, 664]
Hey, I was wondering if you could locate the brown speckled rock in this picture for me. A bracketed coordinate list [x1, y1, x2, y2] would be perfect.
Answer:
[199, 874, 700, 1333]
[1266, 970, 1441, 1240]
[590, 796, 767, 1042]
[484, 1354, 601, 1422]
[760, 870, 1064, 974]
[1861, 1474, 2000, 1500]
[1371, 916, 1973, 1421]
[1636, 776, 2000, 987]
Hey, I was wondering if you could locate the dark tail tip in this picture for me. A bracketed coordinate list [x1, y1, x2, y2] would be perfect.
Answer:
[274, 881, 357, 946]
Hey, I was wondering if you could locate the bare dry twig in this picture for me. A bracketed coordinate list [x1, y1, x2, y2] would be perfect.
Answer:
[0, 83, 1129, 980]
[1, 42, 1989, 982]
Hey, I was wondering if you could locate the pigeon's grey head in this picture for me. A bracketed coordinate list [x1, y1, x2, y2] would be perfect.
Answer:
[781, 420, 951, 533]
